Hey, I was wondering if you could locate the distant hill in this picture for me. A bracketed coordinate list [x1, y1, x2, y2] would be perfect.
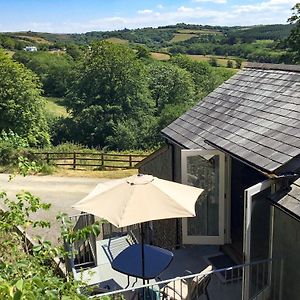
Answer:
[0, 23, 295, 65]
[0, 23, 294, 49]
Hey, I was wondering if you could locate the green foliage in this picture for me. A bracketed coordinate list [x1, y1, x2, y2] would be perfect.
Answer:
[0, 164, 104, 299]
[235, 58, 243, 69]
[135, 45, 150, 59]
[0, 191, 88, 299]
[211, 67, 236, 88]
[13, 51, 74, 97]
[62, 41, 154, 148]
[0, 130, 55, 175]
[0, 51, 50, 147]
[0, 131, 30, 166]
[147, 61, 196, 131]
[106, 117, 158, 150]
[57, 213, 101, 245]
[66, 44, 82, 61]
[53, 45, 234, 150]
[227, 60, 234, 68]
[286, 3, 300, 63]
[0, 130, 29, 149]
[209, 57, 218, 67]
[171, 54, 220, 98]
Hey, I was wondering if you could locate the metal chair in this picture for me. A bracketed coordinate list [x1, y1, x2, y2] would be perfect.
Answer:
[161, 265, 212, 300]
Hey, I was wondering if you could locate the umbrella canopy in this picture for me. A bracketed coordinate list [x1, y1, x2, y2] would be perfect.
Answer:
[72, 174, 203, 228]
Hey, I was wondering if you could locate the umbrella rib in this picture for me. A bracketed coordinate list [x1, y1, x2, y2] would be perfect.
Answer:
[117, 184, 136, 227]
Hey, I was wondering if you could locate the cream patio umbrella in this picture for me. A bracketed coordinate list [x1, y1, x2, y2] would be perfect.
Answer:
[72, 173, 204, 284]
[73, 174, 203, 228]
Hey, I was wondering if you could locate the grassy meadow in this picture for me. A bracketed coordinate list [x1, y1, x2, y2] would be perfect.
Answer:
[150, 52, 171, 60]
[44, 97, 68, 118]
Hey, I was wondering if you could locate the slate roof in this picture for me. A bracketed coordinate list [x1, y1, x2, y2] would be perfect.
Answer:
[161, 63, 300, 174]
[277, 178, 300, 218]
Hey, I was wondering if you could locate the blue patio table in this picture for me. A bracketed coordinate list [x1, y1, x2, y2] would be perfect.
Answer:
[111, 244, 173, 287]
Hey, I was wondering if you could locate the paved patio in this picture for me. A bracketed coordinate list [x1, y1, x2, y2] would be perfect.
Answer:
[74, 236, 242, 299]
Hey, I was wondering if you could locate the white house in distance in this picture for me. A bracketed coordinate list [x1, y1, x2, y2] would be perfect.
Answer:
[24, 46, 37, 52]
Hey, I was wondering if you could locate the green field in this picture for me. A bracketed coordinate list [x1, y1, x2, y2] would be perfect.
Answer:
[170, 33, 198, 43]
[177, 29, 222, 35]
[170, 28, 222, 43]
[17, 35, 52, 44]
[44, 97, 68, 118]
[187, 54, 246, 68]
[4, 50, 14, 57]
[150, 52, 170, 61]
[105, 37, 129, 44]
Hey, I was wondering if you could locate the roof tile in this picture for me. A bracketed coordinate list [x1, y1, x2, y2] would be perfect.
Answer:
[162, 63, 300, 173]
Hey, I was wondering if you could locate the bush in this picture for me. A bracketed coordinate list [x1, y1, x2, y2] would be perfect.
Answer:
[227, 60, 234, 68]
[209, 57, 218, 67]
[0, 189, 94, 299]
[0, 130, 30, 165]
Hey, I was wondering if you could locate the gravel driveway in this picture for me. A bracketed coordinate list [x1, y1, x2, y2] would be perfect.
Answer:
[0, 174, 109, 245]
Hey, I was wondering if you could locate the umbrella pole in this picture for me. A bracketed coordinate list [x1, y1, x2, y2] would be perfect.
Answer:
[141, 222, 145, 285]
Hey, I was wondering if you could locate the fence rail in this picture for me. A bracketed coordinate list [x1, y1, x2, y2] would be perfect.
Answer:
[34, 151, 148, 170]
[89, 258, 283, 300]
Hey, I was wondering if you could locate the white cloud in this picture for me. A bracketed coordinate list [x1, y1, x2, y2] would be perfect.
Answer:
[137, 9, 153, 15]
[234, 0, 297, 14]
[177, 6, 194, 12]
[2, 0, 297, 33]
[193, 0, 227, 3]
[157, 4, 164, 9]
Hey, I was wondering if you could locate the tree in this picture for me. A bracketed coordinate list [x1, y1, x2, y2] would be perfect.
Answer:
[171, 54, 218, 98]
[63, 41, 154, 148]
[13, 51, 73, 97]
[147, 61, 196, 130]
[66, 44, 82, 60]
[135, 45, 150, 59]
[0, 51, 50, 146]
[286, 3, 300, 63]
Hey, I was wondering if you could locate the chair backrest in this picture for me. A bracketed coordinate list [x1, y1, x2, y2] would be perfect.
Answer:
[188, 265, 213, 300]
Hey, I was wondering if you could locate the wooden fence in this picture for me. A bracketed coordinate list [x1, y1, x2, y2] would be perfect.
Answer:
[34, 152, 148, 170]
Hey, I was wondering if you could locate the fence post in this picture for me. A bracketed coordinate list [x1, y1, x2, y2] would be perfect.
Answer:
[101, 153, 104, 167]
[73, 152, 76, 170]
[129, 155, 132, 168]
[46, 153, 50, 164]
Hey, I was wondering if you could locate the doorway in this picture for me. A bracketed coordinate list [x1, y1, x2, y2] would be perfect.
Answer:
[229, 158, 266, 262]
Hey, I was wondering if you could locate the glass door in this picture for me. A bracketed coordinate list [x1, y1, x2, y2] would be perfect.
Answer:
[243, 180, 275, 300]
[181, 149, 226, 245]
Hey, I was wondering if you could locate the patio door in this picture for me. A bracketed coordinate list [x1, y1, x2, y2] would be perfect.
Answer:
[181, 149, 226, 245]
[242, 180, 275, 300]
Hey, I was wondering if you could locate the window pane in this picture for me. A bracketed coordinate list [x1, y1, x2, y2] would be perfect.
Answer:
[186, 155, 219, 236]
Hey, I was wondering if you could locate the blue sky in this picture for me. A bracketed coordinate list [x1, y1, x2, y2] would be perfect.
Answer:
[0, 0, 298, 33]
